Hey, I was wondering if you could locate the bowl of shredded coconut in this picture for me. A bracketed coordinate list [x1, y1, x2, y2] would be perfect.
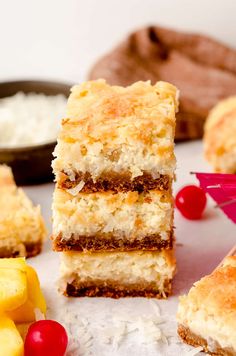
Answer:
[0, 80, 70, 184]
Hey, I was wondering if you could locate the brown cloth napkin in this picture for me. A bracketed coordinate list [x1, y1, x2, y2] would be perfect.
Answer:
[89, 26, 236, 140]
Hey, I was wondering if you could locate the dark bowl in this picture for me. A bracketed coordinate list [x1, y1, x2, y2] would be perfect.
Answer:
[0, 80, 71, 185]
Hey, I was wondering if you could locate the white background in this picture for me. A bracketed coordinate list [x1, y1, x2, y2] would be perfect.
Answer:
[0, 0, 236, 84]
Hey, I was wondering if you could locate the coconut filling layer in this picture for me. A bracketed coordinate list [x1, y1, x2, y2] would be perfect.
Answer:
[60, 250, 176, 288]
[53, 139, 176, 182]
[52, 189, 173, 240]
[178, 300, 236, 352]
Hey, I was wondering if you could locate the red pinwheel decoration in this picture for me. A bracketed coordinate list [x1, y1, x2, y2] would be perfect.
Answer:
[194, 173, 236, 223]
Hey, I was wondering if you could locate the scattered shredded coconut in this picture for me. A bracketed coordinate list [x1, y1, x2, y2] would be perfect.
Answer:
[57, 301, 171, 355]
[149, 299, 161, 317]
[0, 92, 67, 147]
[58, 308, 93, 356]
[66, 181, 85, 196]
[55, 300, 203, 356]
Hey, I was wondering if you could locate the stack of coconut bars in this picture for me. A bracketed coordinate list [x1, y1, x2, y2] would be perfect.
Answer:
[52, 79, 178, 298]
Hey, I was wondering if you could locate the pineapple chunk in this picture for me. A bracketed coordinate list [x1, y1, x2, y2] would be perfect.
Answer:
[0, 257, 26, 271]
[16, 323, 30, 341]
[8, 265, 46, 323]
[0, 267, 27, 312]
[0, 314, 23, 356]
[26, 266, 46, 315]
[8, 300, 35, 324]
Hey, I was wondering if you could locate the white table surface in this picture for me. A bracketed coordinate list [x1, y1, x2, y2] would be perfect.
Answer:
[24, 140, 235, 356]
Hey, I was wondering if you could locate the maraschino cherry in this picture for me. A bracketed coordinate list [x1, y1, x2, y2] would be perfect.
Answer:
[24, 320, 68, 356]
[175, 185, 207, 220]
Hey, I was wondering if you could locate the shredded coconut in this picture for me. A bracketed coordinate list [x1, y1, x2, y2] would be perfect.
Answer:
[55, 300, 203, 356]
[0, 92, 67, 147]
[58, 308, 93, 356]
[66, 181, 85, 196]
[57, 301, 170, 356]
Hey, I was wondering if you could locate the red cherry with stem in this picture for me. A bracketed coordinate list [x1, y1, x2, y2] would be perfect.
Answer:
[175, 185, 207, 220]
[24, 320, 68, 356]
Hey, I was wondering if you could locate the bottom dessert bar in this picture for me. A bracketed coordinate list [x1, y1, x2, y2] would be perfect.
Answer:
[59, 249, 176, 299]
[178, 325, 235, 356]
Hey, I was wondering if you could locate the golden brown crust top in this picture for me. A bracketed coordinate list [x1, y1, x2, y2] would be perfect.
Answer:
[53, 80, 178, 180]
[223, 256, 236, 268]
[60, 79, 178, 143]
[180, 256, 236, 320]
[67, 79, 178, 118]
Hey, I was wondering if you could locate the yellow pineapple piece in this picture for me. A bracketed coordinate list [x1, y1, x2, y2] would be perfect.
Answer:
[26, 266, 46, 315]
[0, 314, 23, 356]
[8, 265, 46, 323]
[16, 323, 30, 341]
[0, 267, 27, 312]
[0, 257, 26, 271]
[8, 300, 35, 324]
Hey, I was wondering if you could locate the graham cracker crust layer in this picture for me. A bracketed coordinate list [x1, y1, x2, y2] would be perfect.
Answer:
[64, 279, 172, 299]
[53, 232, 173, 252]
[178, 324, 235, 356]
[59, 171, 170, 193]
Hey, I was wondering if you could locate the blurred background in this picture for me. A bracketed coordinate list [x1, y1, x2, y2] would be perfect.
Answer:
[1, 0, 236, 83]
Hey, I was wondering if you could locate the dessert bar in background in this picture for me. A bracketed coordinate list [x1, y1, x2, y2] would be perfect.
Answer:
[177, 256, 236, 355]
[52, 79, 178, 298]
[204, 96, 236, 174]
[89, 25, 236, 141]
[0, 165, 46, 257]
